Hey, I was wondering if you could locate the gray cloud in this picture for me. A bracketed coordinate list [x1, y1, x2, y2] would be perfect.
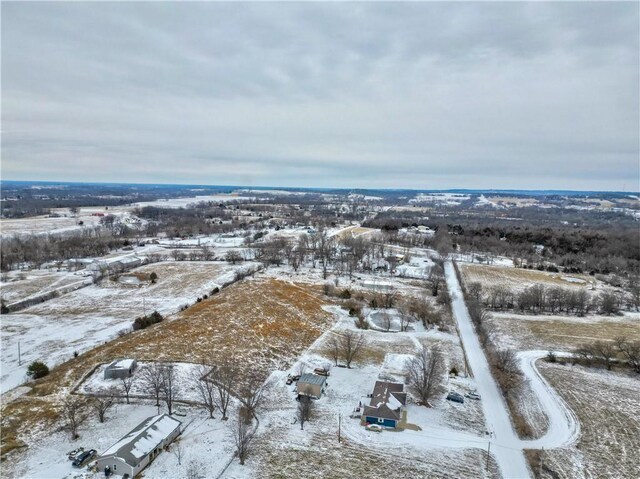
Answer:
[2, 2, 638, 190]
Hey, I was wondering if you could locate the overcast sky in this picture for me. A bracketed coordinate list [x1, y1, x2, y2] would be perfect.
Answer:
[2, 2, 639, 191]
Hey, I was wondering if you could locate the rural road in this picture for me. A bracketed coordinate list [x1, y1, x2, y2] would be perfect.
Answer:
[445, 261, 532, 479]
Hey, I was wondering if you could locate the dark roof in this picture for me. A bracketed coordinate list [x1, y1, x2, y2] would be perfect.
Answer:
[369, 381, 406, 408]
[363, 404, 401, 421]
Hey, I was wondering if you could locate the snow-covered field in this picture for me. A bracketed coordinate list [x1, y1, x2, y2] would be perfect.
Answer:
[1, 262, 246, 393]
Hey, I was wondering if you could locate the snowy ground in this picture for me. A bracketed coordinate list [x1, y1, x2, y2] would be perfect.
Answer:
[1, 400, 240, 479]
[1, 261, 251, 394]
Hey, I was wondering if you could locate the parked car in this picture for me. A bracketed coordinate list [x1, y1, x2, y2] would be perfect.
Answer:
[67, 447, 84, 461]
[366, 424, 383, 432]
[72, 449, 96, 467]
[466, 392, 481, 400]
[446, 392, 465, 404]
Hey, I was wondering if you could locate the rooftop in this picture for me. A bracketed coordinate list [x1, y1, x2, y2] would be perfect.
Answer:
[101, 414, 181, 467]
[297, 373, 327, 386]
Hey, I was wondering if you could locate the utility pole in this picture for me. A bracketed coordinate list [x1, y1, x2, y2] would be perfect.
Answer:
[486, 441, 491, 471]
[338, 414, 341, 443]
[539, 447, 544, 477]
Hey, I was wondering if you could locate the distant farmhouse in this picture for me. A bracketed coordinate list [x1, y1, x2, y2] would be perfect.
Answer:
[363, 381, 407, 428]
[296, 373, 327, 400]
[104, 359, 137, 380]
[97, 413, 181, 477]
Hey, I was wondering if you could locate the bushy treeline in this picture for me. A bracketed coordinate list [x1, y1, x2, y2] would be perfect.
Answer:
[364, 208, 640, 277]
[0, 229, 130, 271]
[570, 337, 640, 373]
[467, 282, 638, 316]
[132, 311, 164, 330]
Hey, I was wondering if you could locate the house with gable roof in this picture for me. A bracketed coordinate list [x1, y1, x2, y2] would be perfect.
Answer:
[362, 380, 407, 428]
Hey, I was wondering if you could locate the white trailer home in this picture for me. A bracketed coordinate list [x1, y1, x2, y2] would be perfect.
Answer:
[97, 414, 181, 477]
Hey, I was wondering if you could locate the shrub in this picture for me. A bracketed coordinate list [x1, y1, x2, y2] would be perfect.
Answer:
[211, 287, 220, 295]
[150, 272, 158, 284]
[132, 310, 164, 331]
[353, 313, 369, 330]
[339, 289, 352, 299]
[449, 366, 459, 376]
[546, 351, 557, 363]
[27, 361, 49, 379]
[197, 297, 203, 303]
[0, 299, 9, 315]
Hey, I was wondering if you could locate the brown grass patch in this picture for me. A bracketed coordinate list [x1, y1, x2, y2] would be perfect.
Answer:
[489, 315, 640, 351]
[460, 263, 593, 291]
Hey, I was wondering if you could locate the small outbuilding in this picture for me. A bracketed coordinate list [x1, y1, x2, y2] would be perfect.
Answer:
[296, 373, 327, 399]
[104, 359, 137, 380]
[97, 413, 182, 477]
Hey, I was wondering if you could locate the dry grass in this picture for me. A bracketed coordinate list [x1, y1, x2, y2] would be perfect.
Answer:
[488, 315, 640, 351]
[459, 263, 594, 292]
[528, 363, 640, 478]
[1, 278, 334, 459]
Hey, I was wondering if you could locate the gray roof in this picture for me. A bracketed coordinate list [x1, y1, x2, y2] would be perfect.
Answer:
[363, 404, 401, 421]
[363, 381, 406, 422]
[100, 414, 181, 467]
[297, 373, 327, 387]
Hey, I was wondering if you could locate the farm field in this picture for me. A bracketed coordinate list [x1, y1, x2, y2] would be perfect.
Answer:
[487, 312, 640, 351]
[0, 214, 103, 236]
[459, 263, 596, 293]
[0, 277, 335, 459]
[0, 269, 87, 304]
[0, 261, 245, 393]
[531, 362, 640, 478]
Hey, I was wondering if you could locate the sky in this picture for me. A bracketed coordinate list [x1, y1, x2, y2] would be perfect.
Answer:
[1, 2, 639, 191]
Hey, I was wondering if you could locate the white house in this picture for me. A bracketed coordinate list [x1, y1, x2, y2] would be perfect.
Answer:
[97, 414, 181, 477]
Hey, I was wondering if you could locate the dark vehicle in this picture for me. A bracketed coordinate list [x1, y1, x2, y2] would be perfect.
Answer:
[286, 374, 301, 385]
[72, 449, 96, 468]
[446, 392, 465, 404]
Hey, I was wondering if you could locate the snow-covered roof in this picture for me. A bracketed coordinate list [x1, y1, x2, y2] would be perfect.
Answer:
[107, 358, 135, 370]
[100, 414, 181, 467]
[297, 373, 327, 387]
[364, 381, 406, 421]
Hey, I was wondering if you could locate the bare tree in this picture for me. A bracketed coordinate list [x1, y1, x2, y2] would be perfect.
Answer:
[428, 259, 445, 297]
[494, 349, 524, 396]
[120, 375, 135, 404]
[139, 363, 164, 408]
[615, 336, 640, 373]
[173, 442, 185, 465]
[233, 410, 254, 465]
[297, 395, 313, 430]
[239, 375, 268, 421]
[209, 361, 237, 420]
[92, 388, 117, 423]
[160, 364, 180, 415]
[328, 335, 341, 366]
[592, 340, 616, 370]
[340, 330, 366, 368]
[225, 250, 243, 264]
[193, 365, 216, 418]
[405, 347, 445, 406]
[62, 396, 86, 440]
